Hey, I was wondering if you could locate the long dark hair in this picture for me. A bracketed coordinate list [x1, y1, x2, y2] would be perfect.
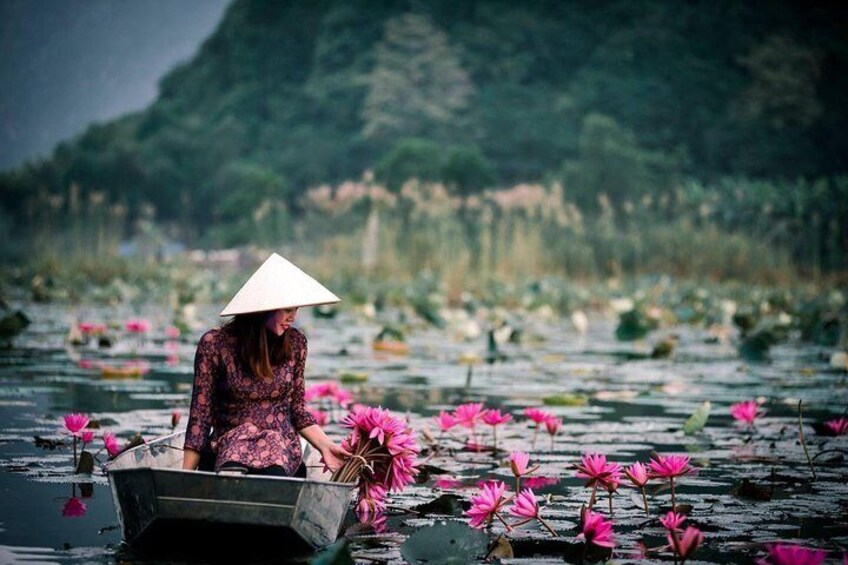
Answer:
[226, 312, 296, 380]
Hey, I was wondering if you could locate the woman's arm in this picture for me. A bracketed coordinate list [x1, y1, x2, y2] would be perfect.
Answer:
[299, 424, 348, 473]
[182, 332, 218, 470]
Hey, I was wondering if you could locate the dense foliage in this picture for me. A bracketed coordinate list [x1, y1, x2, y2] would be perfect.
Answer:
[1, 0, 846, 272]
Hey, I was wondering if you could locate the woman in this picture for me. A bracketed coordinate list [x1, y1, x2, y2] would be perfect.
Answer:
[182, 253, 348, 476]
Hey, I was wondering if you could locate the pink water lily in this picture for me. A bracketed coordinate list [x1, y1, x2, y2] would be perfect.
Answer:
[660, 511, 687, 531]
[508, 488, 540, 519]
[171, 410, 181, 429]
[624, 462, 651, 515]
[509, 451, 538, 492]
[523, 476, 560, 489]
[308, 407, 329, 426]
[165, 326, 181, 338]
[667, 526, 703, 563]
[103, 432, 121, 458]
[435, 410, 459, 432]
[649, 453, 693, 511]
[757, 544, 826, 565]
[63, 413, 90, 436]
[80, 430, 94, 444]
[355, 482, 388, 521]
[544, 417, 561, 451]
[466, 480, 509, 530]
[334, 406, 419, 511]
[454, 402, 485, 428]
[482, 409, 512, 426]
[78, 322, 106, 335]
[731, 400, 763, 425]
[576, 510, 615, 548]
[524, 407, 554, 449]
[576, 453, 622, 510]
[125, 318, 150, 333]
[482, 408, 512, 450]
[824, 417, 848, 436]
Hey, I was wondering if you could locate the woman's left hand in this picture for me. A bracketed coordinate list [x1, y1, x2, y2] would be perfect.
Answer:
[320, 442, 351, 474]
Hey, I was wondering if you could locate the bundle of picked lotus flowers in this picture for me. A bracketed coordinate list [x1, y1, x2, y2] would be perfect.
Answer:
[331, 406, 420, 517]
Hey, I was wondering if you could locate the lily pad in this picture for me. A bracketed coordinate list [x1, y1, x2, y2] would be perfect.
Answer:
[683, 401, 711, 435]
[401, 521, 489, 564]
[543, 393, 588, 407]
[339, 372, 368, 384]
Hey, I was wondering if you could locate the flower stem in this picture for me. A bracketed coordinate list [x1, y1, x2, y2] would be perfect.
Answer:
[608, 490, 613, 515]
[640, 487, 649, 516]
[798, 400, 817, 481]
[532, 426, 538, 450]
[670, 477, 677, 512]
[588, 483, 597, 510]
[515, 476, 521, 494]
[493, 426, 498, 451]
[538, 516, 558, 537]
[494, 511, 513, 531]
[72, 436, 78, 471]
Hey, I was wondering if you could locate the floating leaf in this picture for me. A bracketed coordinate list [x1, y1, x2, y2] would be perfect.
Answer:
[542, 393, 588, 407]
[485, 535, 514, 560]
[731, 478, 773, 501]
[413, 494, 467, 516]
[339, 372, 368, 384]
[401, 521, 488, 564]
[683, 401, 711, 435]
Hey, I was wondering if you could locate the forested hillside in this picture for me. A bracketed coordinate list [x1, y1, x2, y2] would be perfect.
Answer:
[1, 0, 846, 269]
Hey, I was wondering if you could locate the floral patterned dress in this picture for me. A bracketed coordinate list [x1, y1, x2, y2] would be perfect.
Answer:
[184, 325, 317, 475]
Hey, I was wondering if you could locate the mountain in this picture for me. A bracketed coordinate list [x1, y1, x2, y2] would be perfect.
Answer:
[2, 0, 846, 236]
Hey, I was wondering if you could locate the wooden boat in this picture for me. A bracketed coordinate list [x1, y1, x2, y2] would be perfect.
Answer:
[105, 432, 354, 555]
[372, 339, 410, 354]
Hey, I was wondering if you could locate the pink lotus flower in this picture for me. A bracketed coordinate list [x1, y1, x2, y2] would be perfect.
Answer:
[103, 433, 121, 457]
[333, 388, 354, 408]
[466, 480, 508, 529]
[125, 318, 151, 333]
[523, 407, 553, 424]
[649, 454, 693, 479]
[166, 354, 180, 366]
[305, 382, 354, 408]
[62, 497, 87, 517]
[667, 526, 703, 562]
[81, 430, 95, 444]
[576, 510, 615, 548]
[435, 410, 459, 432]
[660, 511, 687, 531]
[825, 417, 848, 436]
[508, 488, 540, 519]
[731, 400, 763, 425]
[63, 413, 90, 436]
[165, 326, 181, 338]
[757, 544, 826, 565]
[454, 403, 485, 428]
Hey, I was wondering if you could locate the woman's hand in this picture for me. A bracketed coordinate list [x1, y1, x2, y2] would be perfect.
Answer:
[320, 442, 351, 474]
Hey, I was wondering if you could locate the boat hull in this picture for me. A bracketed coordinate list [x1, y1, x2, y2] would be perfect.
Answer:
[106, 432, 353, 551]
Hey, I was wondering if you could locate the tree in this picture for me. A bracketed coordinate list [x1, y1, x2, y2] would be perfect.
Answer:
[442, 145, 495, 198]
[361, 13, 474, 141]
[374, 138, 442, 192]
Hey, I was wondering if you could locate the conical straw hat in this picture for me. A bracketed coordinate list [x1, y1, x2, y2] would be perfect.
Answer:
[220, 253, 340, 316]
